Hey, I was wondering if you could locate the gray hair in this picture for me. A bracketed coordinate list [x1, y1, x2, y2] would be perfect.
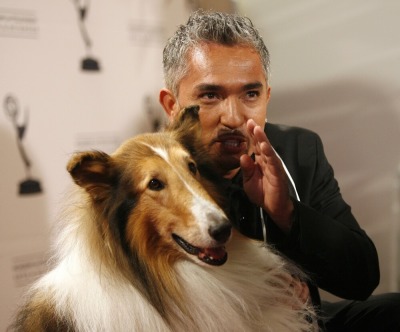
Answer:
[162, 10, 270, 97]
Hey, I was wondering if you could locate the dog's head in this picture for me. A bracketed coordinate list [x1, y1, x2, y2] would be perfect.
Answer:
[67, 106, 231, 267]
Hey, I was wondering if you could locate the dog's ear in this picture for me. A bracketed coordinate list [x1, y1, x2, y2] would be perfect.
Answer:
[166, 105, 200, 133]
[166, 105, 202, 156]
[166, 105, 223, 182]
[67, 151, 118, 202]
[173, 105, 200, 127]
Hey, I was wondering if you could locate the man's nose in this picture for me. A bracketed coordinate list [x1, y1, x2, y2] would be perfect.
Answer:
[220, 97, 244, 129]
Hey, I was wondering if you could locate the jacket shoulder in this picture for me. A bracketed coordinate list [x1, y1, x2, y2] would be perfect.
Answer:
[265, 123, 321, 151]
[265, 122, 318, 139]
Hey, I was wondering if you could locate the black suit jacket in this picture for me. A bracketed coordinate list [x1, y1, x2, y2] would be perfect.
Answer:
[228, 122, 380, 303]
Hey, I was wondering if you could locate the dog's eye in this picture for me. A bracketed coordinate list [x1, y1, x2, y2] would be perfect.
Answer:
[188, 162, 197, 175]
[148, 179, 165, 191]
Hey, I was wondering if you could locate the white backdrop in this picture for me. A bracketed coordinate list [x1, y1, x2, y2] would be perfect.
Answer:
[1, 0, 399, 328]
[0, 0, 186, 328]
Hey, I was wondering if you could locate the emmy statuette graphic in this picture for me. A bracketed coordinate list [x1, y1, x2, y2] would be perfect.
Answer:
[72, 0, 101, 71]
[4, 95, 42, 195]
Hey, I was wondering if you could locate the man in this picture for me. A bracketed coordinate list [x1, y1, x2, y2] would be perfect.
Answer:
[159, 10, 400, 331]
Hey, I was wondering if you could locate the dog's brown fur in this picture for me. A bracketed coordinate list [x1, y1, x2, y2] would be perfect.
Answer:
[10, 106, 317, 332]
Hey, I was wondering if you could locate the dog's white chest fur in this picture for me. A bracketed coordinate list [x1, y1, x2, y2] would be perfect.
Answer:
[31, 231, 314, 332]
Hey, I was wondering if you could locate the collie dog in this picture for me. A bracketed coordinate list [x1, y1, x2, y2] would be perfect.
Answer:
[11, 106, 317, 331]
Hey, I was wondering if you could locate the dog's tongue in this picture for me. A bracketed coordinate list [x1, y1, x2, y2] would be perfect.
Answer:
[199, 247, 226, 260]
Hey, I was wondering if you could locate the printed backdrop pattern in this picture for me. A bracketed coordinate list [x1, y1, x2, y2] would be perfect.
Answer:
[0, 0, 192, 328]
[1, 0, 400, 328]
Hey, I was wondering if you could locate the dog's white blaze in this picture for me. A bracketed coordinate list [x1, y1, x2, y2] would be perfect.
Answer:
[150, 145, 170, 163]
[148, 144, 225, 232]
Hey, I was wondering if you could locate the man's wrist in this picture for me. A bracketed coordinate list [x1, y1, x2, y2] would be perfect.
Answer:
[270, 199, 295, 234]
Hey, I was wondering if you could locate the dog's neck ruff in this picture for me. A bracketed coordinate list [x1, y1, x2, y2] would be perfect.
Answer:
[34, 226, 315, 331]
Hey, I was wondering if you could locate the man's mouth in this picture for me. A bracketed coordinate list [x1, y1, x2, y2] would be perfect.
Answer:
[216, 133, 247, 154]
[172, 234, 228, 266]
[221, 139, 245, 148]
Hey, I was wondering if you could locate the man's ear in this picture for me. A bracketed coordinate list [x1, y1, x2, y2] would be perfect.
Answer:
[159, 88, 178, 119]
[266, 85, 271, 105]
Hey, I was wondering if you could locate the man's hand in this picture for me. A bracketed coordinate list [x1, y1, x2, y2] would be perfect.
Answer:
[240, 119, 294, 233]
[287, 276, 311, 308]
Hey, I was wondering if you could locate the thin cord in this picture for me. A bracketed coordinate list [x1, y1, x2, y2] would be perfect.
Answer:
[272, 147, 300, 201]
[259, 207, 267, 244]
[258, 147, 300, 244]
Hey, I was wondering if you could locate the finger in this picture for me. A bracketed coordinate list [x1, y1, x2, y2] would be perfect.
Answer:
[253, 126, 277, 163]
[253, 122, 268, 144]
[240, 154, 255, 182]
[246, 119, 257, 137]
[247, 120, 268, 156]
[298, 282, 310, 304]
[247, 121, 273, 154]
[247, 120, 282, 175]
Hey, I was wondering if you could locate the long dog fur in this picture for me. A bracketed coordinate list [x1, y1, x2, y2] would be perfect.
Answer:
[10, 106, 317, 331]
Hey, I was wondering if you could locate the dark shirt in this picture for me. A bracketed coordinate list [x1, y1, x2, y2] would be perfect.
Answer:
[227, 122, 380, 304]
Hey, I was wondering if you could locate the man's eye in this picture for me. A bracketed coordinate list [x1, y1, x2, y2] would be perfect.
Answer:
[200, 92, 217, 100]
[246, 91, 260, 99]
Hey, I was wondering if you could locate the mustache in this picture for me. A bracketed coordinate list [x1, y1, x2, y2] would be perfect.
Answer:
[212, 128, 248, 142]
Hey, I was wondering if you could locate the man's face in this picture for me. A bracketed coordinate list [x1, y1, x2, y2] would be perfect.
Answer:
[169, 43, 270, 178]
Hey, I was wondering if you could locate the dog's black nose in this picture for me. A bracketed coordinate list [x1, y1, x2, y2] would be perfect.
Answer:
[208, 221, 232, 243]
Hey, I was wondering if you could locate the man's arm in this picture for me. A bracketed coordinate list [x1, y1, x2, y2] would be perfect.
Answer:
[241, 120, 380, 300]
[282, 131, 379, 300]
